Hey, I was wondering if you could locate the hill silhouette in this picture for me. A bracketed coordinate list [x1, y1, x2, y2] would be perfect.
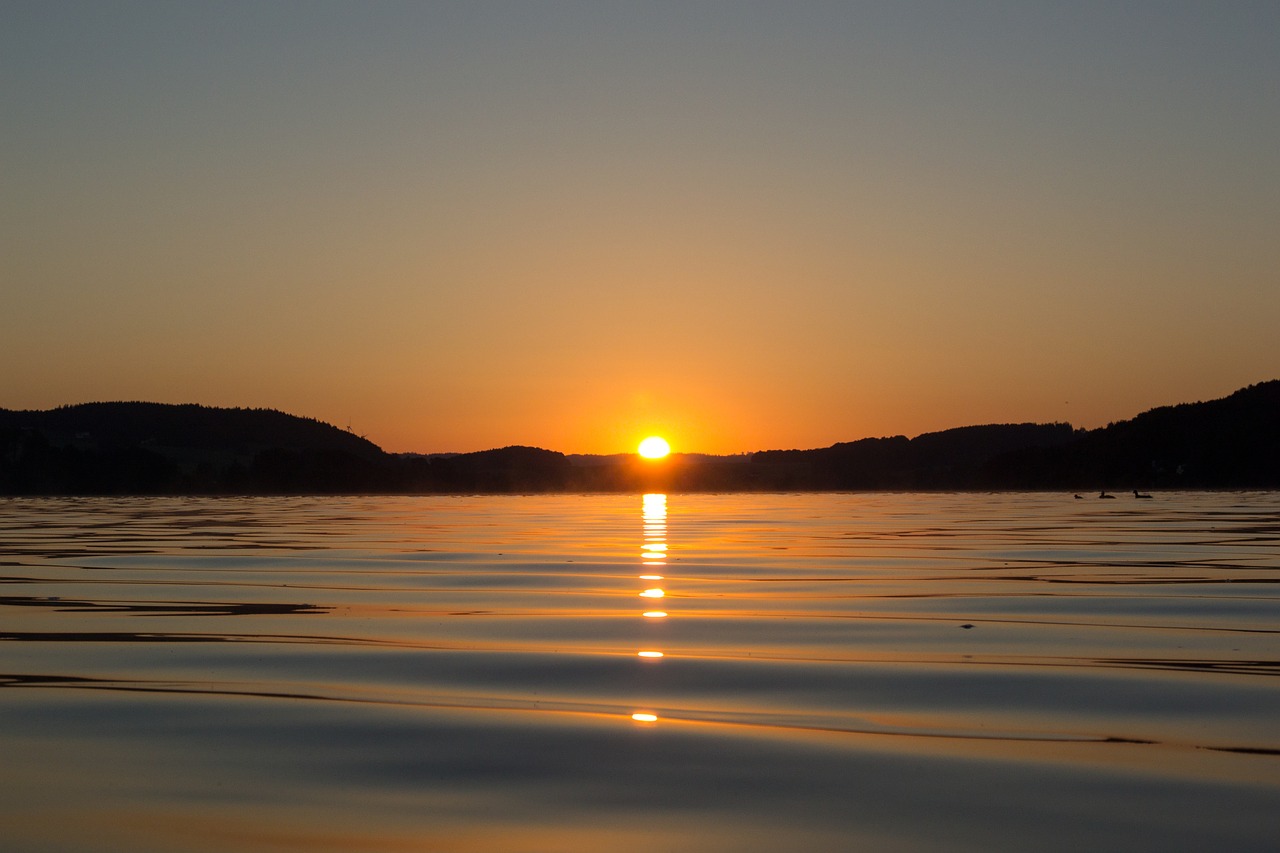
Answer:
[982, 380, 1280, 489]
[750, 422, 1077, 490]
[0, 402, 383, 458]
[1, 382, 1277, 494]
[0, 403, 388, 494]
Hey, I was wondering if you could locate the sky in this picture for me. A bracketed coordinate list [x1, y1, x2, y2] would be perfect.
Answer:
[3, 1, 1278, 454]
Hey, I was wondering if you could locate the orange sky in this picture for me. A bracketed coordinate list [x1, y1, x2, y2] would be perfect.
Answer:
[4, 4, 1278, 454]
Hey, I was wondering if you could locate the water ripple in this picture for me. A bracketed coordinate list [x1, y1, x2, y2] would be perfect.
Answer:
[2, 492, 1279, 851]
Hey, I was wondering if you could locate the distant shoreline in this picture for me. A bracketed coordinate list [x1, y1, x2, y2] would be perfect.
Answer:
[6, 488, 1279, 500]
[3, 381, 1278, 495]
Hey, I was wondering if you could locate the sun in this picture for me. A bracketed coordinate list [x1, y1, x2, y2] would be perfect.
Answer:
[637, 436, 671, 459]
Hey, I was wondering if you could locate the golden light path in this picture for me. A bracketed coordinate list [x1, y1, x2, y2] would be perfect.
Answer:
[632, 492, 669, 724]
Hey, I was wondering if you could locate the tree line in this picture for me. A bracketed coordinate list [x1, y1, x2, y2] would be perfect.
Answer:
[2, 382, 1277, 495]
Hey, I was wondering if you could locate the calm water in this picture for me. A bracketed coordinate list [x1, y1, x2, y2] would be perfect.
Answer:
[2, 492, 1278, 852]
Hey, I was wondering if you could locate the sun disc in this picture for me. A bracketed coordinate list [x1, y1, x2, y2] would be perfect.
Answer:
[637, 436, 670, 459]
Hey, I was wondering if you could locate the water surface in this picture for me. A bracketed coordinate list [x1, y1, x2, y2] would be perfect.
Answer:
[2, 492, 1278, 851]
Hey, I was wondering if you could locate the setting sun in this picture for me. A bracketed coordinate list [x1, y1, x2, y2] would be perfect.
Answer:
[637, 436, 671, 459]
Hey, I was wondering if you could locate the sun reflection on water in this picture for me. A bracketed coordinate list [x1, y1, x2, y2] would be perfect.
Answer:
[640, 495, 668, 611]
[632, 494, 670, 724]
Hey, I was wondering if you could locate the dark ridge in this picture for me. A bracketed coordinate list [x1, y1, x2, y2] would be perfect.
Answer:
[1, 381, 1277, 494]
[981, 380, 1280, 489]
[409, 446, 573, 493]
[0, 402, 391, 495]
[0, 402, 382, 459]
[750, 423, 1075, 490]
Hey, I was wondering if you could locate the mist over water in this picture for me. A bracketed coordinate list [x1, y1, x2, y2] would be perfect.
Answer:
[2, 492, 1278, 851]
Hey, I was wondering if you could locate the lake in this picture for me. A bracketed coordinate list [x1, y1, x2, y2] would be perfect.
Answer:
[2, 492, 1278, 851]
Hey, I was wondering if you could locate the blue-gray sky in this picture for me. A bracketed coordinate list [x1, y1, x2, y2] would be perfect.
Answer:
[4, 1, 1278, 452]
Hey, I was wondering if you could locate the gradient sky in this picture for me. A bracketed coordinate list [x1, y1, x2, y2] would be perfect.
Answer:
[4, 2, 1278, 454]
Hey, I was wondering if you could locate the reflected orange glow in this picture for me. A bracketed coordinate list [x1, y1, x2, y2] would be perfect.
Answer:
[637, 437, 671, 459]
[631, 712, 658, 722]
[638, 498, 669, 691]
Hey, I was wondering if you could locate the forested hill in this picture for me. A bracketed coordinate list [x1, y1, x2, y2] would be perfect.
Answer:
[1, 382, 1277, 494]
[981, 379, 1280, 489]
[748, 422, 1077, 490]
[747, 381, 1280, 490]
[0, 402, 384, 459]
[0, 403, 390, 494]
